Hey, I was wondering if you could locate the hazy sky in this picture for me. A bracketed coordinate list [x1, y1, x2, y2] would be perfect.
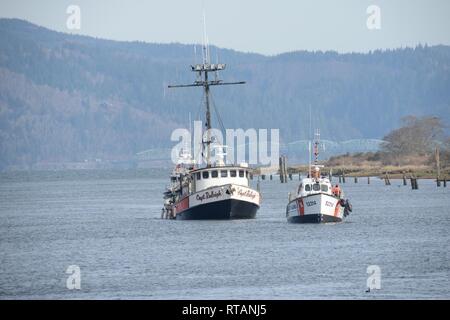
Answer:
[1, 0, 449, 55]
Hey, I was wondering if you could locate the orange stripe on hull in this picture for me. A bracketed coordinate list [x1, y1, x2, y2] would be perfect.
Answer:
[174, 196, 189, 214]
[298, 199, 305, 216]
[334, 201, 340, 217]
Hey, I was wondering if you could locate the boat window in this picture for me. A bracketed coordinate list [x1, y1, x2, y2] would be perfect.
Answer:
[202, 171, 209, 179]
[305, 184, 311, 191]
[239, 170, 245, 177]
[321, 184, 328, 192]
[196, 172, 201, 180]
[211, 170, 218, 178]
[221, 170, 228, 178]
[230, 170, 237, 177]
[313, 183, 321, 191]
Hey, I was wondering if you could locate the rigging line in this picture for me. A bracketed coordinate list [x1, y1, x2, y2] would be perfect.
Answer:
[192, 90, 206, 164]
[209, 93, 226, 137]
[194, 90, 205, 122]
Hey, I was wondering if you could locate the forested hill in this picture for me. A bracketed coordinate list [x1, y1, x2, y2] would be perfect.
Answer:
[1, 18, 449, 169]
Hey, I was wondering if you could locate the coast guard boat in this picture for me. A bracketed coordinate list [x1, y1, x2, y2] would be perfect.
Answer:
[286, 130, 352, 223]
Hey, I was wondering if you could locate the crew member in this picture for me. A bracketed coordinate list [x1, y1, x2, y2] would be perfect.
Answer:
[332, 184, 341, 198]
[313, 167, 320, 179]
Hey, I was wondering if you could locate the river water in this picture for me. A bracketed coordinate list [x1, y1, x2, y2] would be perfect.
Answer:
[0, 169, 449, 299]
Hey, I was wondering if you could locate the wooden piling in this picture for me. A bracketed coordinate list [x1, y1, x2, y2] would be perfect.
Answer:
[279, 156, 288, 183]
[410, 177, 418, 190]
[284, 157, 288, 182]
[279, 156, 284, 183]
[354, 176, 358, 183]
[384, 172, 391, 185]
[436, 146, 441, 179]
[367, 176, 370, 184]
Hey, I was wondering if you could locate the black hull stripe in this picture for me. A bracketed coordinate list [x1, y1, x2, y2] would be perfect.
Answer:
[287, 214, 342, 224]
[176, 199, 258, 220]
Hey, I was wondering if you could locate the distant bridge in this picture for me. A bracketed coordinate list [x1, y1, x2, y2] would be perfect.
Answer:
[135, 139, 388, 163]
[286, 139, 387, 152]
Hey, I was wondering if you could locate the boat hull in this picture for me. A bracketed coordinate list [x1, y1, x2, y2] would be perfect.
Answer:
[286, 192, 344, 224]
[287, 214, 341, 224]
[173, 183, 260, 220]
[176, 198, 258, 220]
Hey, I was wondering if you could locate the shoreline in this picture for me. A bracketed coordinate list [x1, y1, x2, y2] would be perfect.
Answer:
[279, 164, 449, 180]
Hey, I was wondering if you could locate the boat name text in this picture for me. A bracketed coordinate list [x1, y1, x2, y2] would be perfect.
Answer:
[196, 190, 223, 202]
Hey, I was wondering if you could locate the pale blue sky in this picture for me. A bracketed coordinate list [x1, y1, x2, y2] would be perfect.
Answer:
[1, 0, 449, 55]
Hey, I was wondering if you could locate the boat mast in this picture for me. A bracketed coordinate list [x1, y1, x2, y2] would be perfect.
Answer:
[314, 128, 320, 165]
[312, 129, 321, 179]
[308, 104, 312, 179]
[204, 69, 212, 165]
[202, 13, 212, 166]
[168, 43, 245, 167]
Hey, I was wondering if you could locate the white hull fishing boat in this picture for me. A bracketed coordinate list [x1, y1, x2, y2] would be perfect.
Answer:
[286, 130, 352, 223]
[162, 31, 261, 220]
[169, 165, 260, 220]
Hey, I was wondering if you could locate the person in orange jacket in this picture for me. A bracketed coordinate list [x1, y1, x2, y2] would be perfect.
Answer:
[332, 184, 341, 198]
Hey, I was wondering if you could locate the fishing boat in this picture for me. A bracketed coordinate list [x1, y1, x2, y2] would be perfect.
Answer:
[162, 37, 261, 220]
[286, 130, 352, 223]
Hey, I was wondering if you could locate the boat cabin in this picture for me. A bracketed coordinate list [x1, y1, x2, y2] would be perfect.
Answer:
[190, 165, 252, 193]
[297, 177, 333, 197]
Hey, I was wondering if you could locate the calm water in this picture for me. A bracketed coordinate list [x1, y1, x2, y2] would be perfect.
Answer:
[0, 169, 449, 299]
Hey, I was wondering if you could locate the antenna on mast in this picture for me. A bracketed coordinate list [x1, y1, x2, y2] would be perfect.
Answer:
[194, 45, 198, 64]
[167, 10, 246, 168]
[202, 9, 210, 64]
[308, 104, 312, 178]
[314, 128, 320, 165]
[308, 141, 311, 179]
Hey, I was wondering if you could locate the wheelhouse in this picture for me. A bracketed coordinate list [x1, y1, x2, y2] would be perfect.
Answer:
[190, 166, 253, 192]
[297, 178, 332, 197]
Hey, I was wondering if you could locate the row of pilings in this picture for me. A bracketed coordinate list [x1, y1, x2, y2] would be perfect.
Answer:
[257, 156, 447, 190]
